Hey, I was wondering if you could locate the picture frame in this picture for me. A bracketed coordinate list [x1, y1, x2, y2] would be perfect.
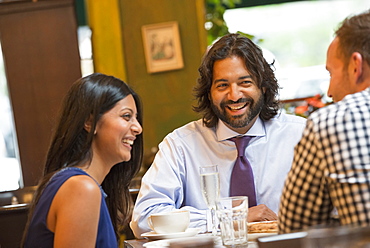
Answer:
[141, 21, 184, 73]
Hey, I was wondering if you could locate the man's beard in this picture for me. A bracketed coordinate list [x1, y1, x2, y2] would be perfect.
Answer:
[211, 94, 264, 129]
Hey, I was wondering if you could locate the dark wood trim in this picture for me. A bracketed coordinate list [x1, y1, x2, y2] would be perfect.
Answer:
[0, 0, 72, 14]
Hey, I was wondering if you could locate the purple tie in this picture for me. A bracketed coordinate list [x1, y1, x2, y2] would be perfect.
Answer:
[229, 136, 257, 207]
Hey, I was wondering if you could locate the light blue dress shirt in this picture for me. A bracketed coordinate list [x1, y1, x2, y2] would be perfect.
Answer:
[131, 112, 306, 238]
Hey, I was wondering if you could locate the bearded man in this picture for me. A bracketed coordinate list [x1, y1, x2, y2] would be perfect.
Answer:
[131, 33, 306, 238]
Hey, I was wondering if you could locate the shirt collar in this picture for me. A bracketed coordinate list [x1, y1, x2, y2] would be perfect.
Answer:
[216, 117, 266, 142]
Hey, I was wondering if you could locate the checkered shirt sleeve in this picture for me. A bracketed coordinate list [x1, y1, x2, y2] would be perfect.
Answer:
[278, 88, 370, 233]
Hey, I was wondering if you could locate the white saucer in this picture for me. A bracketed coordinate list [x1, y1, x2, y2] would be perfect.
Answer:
[248, 232, 277, 241]
[143, 235, 215, 248]
[142, 228, 200, 241]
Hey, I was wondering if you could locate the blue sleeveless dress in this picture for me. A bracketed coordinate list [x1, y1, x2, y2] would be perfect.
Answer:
[24, 167, 118, 247]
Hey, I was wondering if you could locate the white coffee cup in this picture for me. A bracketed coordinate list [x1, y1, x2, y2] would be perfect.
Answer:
[148, 210, 190, 234]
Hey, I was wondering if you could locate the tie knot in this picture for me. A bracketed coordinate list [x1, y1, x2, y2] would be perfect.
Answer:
[229, 136, 253, 157]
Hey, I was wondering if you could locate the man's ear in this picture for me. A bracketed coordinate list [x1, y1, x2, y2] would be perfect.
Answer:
[84, 115, 94, 134]
[349, 52, 363, 83]
[349, 52, 370, 92]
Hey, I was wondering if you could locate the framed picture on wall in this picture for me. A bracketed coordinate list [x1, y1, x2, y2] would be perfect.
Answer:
[141, 21, 184, 73]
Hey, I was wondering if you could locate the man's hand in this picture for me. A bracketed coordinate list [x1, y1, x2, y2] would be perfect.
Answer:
[247, 204, 277, 222]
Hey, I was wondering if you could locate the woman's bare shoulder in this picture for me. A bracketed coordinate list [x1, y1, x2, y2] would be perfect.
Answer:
[58, 175, 101, 203]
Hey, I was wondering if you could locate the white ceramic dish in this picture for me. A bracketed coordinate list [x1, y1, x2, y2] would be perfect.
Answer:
[142, 228, 200, 241]
[143, 236, 211, 248]
[143, 239, 170, 248]
[248, 232, 278, 241]
[248, 220, 277, 225]
[143, 236, 258, 248]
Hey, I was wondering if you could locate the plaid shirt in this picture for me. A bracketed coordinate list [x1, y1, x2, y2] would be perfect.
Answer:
[278, 87, 370, 233]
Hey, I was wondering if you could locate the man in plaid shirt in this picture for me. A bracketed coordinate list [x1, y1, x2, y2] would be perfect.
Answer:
[278, 9, 370, 233]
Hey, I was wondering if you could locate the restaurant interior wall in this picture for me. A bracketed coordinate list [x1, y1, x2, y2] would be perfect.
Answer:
[0, 0, 82, 187]
[84, 0, 127, 80]
[0, 0, 327, 190]
[83, 0, 310, 153]
[86, 0, 207, 152]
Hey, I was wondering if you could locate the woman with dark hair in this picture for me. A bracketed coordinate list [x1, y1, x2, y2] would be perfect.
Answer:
[22, 73, 143, 247]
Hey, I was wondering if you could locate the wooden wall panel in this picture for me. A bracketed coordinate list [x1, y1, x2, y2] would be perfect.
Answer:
[118, 0, 207, 150]
[0, 0, 82, 186]
[85, 0, 126, 80]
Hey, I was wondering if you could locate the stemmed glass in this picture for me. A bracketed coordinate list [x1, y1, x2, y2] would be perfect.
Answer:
[199, 165, 220, 236]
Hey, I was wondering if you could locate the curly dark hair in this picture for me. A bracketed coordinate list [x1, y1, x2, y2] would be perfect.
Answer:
[193, 33, 280, 128]
[335, 9, 370, 68]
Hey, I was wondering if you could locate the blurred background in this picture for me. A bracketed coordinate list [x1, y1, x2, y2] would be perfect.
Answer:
[0, 0, 369, 191]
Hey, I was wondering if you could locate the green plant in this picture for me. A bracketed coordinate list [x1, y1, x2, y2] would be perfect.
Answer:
[205, 0, 241, 44]
[205, 0, 262, 45]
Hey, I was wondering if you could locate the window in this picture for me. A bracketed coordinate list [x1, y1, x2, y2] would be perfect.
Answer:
[0, 42, 22, 192]
[224, 0, 370, 101]
[78, 25, 94, 77]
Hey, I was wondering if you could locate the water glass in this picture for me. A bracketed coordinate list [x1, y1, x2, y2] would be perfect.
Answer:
[200, 165, 220, 236]
[216, 196, 248, 247]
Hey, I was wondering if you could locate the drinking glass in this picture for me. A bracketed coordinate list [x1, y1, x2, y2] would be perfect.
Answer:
[199, 165, 220, 236]
[216, 196, 248, 247]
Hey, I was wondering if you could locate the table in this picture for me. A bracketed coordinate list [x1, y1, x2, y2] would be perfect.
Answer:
[124, 239, 148, 248]
[124, 236, 259, 248]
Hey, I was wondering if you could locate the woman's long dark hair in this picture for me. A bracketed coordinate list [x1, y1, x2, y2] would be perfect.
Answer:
[22, 73, 143, 244]
[193, 33, 280, 128]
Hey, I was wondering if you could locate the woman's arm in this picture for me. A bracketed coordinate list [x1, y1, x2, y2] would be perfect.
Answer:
[48, 175, 102, 248]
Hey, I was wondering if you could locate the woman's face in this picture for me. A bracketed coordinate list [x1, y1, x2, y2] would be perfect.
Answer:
[93, 94, 142, 166]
